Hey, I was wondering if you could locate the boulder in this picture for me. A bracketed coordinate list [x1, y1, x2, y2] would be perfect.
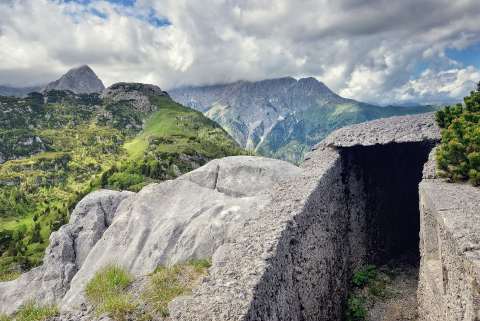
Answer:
[0, 190, 133, 315]
[62, 156, 301, 310]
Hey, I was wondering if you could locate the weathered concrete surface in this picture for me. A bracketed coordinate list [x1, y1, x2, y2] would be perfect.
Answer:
[61, 156, 301, 311]
[0, 190, 133, 315]
[170, 147, 352, 321]
[320, 112, 440, 148]
[418, 151, 480, 321]
[170, 113, 440, 321]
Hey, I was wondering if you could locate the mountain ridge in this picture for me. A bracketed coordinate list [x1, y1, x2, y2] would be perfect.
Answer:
[170, 77, 437, 162]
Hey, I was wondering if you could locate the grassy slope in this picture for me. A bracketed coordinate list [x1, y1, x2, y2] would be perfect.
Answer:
[0, 92, 243, 279]
[125, 96, 242, 160]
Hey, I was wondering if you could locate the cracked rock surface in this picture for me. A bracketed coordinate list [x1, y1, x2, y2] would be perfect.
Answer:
[58, 156, 300, 310]
[0, 190, 133, 315]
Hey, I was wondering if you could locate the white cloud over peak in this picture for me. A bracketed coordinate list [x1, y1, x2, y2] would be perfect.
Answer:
[0, 0, 480, 105]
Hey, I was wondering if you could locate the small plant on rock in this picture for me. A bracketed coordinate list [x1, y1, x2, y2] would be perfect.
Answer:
[6, 302, 58, 321]
[352, 265, 377, 288]
[85, 265, 136, 321]
[143, 259, 211, 317]
[345, 295, 367, 321]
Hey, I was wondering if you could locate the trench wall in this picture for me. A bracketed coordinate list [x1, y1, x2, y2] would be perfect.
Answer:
[171, 143, 433, 321]
[418, 153, 480, 321]
[170, 113, 441, 321]
[170, 147, 361, 321]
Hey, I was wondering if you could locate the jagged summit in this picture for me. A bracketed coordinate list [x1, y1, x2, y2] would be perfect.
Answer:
[102, 82, 166, 97]
[44, 65, 105, 94]
[101, 82, 169, 113]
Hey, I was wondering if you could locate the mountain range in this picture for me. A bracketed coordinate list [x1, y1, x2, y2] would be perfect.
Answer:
[170, 77, 438, 163]
[0, 66, 438, 163]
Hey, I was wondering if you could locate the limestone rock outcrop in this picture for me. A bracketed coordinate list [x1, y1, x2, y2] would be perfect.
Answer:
[61, 156, 301, 310]
[0, 190, 133, 315]
[101, 82, 168, 113]
[44, 65, 105, 94]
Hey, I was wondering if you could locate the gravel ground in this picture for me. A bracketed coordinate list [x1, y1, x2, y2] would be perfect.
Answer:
[367, 264, 419, 321]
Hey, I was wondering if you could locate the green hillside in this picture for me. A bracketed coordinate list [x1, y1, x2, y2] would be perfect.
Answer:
[0, 88, 243, 280]
[257, 102, 438, 163]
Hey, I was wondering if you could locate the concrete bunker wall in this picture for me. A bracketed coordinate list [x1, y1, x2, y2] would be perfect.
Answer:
[417, 177, 480, 321]
[244, 151, 352, 320]
[245, 142, 434, 320]
[171, 140, 436, 321]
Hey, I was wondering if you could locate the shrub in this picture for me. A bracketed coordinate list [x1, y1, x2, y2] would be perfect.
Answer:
[106, 172, 145, 191]
[436, 82, 480, 186]
[85, 265, 135, 321]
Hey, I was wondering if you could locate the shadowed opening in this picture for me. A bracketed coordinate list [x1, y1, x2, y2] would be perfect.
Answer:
[341, 142, 434, 265]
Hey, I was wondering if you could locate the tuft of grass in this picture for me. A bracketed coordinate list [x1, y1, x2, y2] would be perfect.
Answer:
[345, 264, 394, 321]
[0, 314, 11, 321]
[85, 265, 136, 321]
[9, 302, 58, 321]
[95, 295, 137, 321]
[143, 259, 211, 317]
[0, 271, 21, 282]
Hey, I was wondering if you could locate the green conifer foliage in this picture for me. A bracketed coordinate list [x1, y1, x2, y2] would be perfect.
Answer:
[436, 83, 480, 186]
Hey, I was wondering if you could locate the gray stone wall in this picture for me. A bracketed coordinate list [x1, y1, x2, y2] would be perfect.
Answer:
[418, 154, 480, 321]
[170, 113, 441, 321]
[170, 147, 362, 321]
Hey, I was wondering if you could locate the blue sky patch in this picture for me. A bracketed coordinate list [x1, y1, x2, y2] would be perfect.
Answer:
[61, 0, 170, 27]
[146, 9, 171, 27]
[446, 42, 480, 68]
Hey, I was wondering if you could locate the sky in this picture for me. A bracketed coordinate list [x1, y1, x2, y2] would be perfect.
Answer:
[0, 0, 480, 105]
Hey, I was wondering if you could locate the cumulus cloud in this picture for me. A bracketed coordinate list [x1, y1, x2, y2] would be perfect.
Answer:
[0, 0, 480, 104]
[391, 66, 480, 105]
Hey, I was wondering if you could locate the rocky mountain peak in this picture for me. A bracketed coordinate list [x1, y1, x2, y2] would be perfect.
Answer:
[103, 82, 166, 97]
[44, 65, 105, 94]
[101, 82, 168, 113]
[297, 77, 335, 95]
